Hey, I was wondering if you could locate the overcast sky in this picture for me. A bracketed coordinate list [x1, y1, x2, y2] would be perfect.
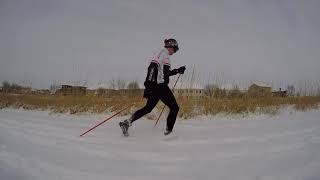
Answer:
[1, 0, 319, 89]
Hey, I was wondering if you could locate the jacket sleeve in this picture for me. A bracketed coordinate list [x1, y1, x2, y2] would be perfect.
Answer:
[144, 62, 158, 87]
[163, 64, 178, 85]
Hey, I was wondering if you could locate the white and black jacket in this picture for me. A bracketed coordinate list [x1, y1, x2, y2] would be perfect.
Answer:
[144, 48, 178, 88]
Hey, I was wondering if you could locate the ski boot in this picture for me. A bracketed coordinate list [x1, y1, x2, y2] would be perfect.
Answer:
[164, 128, 172, 136]
[119, 120, 131, 137]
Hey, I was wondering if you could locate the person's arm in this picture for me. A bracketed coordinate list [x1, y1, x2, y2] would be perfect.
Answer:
[144, 62, 158, 87]
[163, 65, 186, 84]
[143, 62, 159, 99]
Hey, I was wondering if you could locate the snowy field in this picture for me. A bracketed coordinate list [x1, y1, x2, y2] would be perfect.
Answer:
[1, 108, 320, 180]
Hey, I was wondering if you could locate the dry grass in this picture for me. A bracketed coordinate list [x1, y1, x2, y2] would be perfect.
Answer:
[176, 96, 320, 118]
[0, 93, 319, 118]
[0, 93, 144, 115]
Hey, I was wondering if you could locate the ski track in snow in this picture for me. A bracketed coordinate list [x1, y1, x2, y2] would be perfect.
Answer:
[1, 108, 320, 180]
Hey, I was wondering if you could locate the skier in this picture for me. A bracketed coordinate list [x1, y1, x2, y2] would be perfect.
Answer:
[119, 39, 186, 136]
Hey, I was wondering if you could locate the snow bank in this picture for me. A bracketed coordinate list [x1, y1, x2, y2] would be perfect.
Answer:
[1, 108, 320, 180]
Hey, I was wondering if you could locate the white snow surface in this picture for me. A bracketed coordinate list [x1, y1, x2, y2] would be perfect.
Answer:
[1, 108, 320, 180]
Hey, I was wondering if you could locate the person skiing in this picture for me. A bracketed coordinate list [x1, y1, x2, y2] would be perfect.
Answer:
[119, 38, 186, 136]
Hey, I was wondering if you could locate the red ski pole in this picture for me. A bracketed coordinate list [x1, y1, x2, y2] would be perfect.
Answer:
[154, 73, 182, 128]
[80, 103, 133, 137]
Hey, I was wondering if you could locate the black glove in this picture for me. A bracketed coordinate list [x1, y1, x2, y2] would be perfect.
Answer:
[143, 81, 155, 99]
[177, 66, 186, 74]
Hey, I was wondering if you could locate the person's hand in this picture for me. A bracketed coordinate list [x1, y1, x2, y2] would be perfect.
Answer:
[143, 81, 155, 99]
[177, 66, 186, 74]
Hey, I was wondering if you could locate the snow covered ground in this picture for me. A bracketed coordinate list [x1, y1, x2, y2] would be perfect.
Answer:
[1, 108, 320, 180]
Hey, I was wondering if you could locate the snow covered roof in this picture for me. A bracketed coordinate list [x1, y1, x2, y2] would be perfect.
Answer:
[251, 82, 272, 88]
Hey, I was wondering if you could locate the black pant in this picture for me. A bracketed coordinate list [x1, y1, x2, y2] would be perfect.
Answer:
[130, 84, 179, 131]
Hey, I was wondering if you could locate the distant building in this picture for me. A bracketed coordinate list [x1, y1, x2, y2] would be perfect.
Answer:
[248, 83, 272, 97]
[272, 88, 287, 97]
[74, 86, 87, 96]
[95, 88, 117, 97]
[56, 85, 72, 95]
[55, 85, 87, 96]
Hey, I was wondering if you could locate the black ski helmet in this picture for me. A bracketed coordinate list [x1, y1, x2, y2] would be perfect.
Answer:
[164, 38, 179, 52]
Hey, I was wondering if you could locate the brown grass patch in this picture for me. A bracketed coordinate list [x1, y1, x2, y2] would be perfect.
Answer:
[0, 93, 319, 118]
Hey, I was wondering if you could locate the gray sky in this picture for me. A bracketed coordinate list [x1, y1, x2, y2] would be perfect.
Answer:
[1, 0, 320, 89]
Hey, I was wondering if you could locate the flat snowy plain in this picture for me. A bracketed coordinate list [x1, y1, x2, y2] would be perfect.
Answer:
[1, 108, 320, 180]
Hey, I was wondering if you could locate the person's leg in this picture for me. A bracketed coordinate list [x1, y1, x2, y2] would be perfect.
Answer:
[159, 85, 179, 132]
[128, 94, 159, 124]
[120, 93, 159, 136]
